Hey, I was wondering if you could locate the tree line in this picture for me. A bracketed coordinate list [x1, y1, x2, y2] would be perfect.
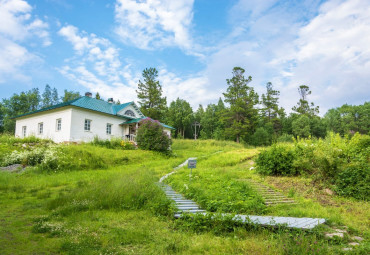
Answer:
[1, 67, 369, 145]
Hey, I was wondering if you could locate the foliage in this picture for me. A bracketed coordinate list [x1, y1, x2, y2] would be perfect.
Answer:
[165, 98, 193, 138]
[136, 67, 167, 121]
[256, 144, 297, 176]
[256, 132, 370, 200]
[250, 127, 273, 146]
[61, 89, 81, 102]
[324, 102, 370, 135]
[136, 119, 172, 153]
[277, 133, 294, 143]
[292, 115, 311, 138]
[90, 136, 135, 150]
[222, 67, 259, 143]
[335, 163, 370, 200]
[41, 84, 59, 108]
[292, 85, 319, 115]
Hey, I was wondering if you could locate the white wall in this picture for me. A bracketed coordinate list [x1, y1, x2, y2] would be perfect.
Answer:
[117, 104, 142, 118]
[70, 108, 128, 142]
[15, 108, 72, 143]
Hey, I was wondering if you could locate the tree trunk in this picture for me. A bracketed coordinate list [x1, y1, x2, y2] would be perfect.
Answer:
[236, 134, 240, 143]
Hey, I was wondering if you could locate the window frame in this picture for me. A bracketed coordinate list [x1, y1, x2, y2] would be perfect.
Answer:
[84, 119, 91, 131]
[22, 126, 27, 137]
[106, 123, 112, 135]
[124, 110, 135, 117]
[56, 118, 62, 131]
[38, 122, 43, 135]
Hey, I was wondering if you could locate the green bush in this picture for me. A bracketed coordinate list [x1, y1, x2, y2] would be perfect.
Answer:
[255, 132, 370, 200]
[255, 144, 297, 176]
[136, 119, 172, 153]
[335, 163, 370, 200]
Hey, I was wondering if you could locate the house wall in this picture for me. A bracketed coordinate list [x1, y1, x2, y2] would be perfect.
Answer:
[117, 104, 142, 118]
[69, 108, 127, 142]
[15, 108, 73, 143]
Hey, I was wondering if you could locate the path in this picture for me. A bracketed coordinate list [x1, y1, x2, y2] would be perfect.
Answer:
[238, 179, 296, 206]
[159, 157, 326, 230]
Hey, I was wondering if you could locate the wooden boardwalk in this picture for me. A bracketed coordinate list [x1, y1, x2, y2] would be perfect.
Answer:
[159, 157, 326, 230]
[239, 179, 296, 206]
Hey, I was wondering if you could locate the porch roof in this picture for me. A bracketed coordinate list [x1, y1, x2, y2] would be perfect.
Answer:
[120, 118, 176, 130]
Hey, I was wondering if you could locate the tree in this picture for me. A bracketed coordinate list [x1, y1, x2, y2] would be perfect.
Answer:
[136, 68, 167, 121]
[222, 67, 259, 143]
[292, 115, 311, 138]
[165, 98, 193, 138]
[42, 84, 52, 108]
[61, 90, 81, 102]
[292, 85, 319, 115]
[95, 92, 101, 99]
[1, 89, 41, 133]
[261, 82, 284, 135]
[52, 87, 59, 105]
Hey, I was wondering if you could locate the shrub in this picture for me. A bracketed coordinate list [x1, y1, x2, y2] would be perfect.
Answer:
[136, 119, 172, 153]
[90, 136, 123, 149]
[335, 163, 370, 200]
[2, 147, 46, 166]
[255, 144, 297, 176]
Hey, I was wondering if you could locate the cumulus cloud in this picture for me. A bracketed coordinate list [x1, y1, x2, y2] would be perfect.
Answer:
[114, 0, 196, 53]
[58, 24, 139, 102]
[0, 0, 50, 83]
[280, 0, 370, 114]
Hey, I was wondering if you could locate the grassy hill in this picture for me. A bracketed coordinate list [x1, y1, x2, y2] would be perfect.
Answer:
[0, 136, 368, 254]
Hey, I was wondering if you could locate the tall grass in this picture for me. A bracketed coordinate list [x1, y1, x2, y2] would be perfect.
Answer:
[47, 169, 173, 216]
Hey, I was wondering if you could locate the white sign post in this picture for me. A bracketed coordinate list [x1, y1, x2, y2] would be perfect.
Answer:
[187, 158, 197, 183]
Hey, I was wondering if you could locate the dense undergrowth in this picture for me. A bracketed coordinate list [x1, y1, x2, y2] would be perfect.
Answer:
[256, 133, 370, 200]
[0, 135, 369, 254]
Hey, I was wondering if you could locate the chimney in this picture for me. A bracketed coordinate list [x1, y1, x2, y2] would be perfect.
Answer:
[85, 92, 92, 97]
[108, 98, 113, 103]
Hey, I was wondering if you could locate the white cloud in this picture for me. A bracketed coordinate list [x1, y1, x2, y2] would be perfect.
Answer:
[58, 24, 142, 102]
[114, 0, 196, 53]
[158, 69, 217, 109]
[0, 0, 50, 83]
[280, 0, 370, 114]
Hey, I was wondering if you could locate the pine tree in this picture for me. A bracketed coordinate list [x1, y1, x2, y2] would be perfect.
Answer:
[223, 67, 259, 143]
[136, 68, 167, 121]
[95, 92, 101, 99]
[42, 84, 52, 108]
[52, 87, 59, 105]
[292, 85, 319, 115]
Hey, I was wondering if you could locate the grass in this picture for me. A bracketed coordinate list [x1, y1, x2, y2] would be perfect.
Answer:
[0, 137, 369, 254]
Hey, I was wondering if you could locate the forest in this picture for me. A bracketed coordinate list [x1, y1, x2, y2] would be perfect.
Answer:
[1, 66, 369, 144]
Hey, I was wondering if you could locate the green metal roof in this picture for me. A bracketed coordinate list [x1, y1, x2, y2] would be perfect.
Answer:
[13, 96, 138, 119]
[120, 117, 175, 130]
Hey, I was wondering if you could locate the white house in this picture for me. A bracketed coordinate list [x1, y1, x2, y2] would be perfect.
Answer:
[14, 92, 174, 143]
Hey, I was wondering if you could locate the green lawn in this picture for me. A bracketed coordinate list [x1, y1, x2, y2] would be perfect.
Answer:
[0, 139, 368, 254]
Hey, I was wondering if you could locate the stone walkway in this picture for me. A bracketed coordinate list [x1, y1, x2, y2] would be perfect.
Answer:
[159, 157, 326, 230]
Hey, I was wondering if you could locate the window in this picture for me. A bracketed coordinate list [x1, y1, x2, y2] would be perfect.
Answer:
[84, 119, 91, 131]
[38, 123, 43, 134]
[22, 126, 27, 137]
[56, 119, 62, 131]
[106, 123, 112, 135]
[124, 110, 135, 117]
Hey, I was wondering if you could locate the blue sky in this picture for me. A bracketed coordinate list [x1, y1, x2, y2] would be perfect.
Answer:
[0, 0, 369, 115]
